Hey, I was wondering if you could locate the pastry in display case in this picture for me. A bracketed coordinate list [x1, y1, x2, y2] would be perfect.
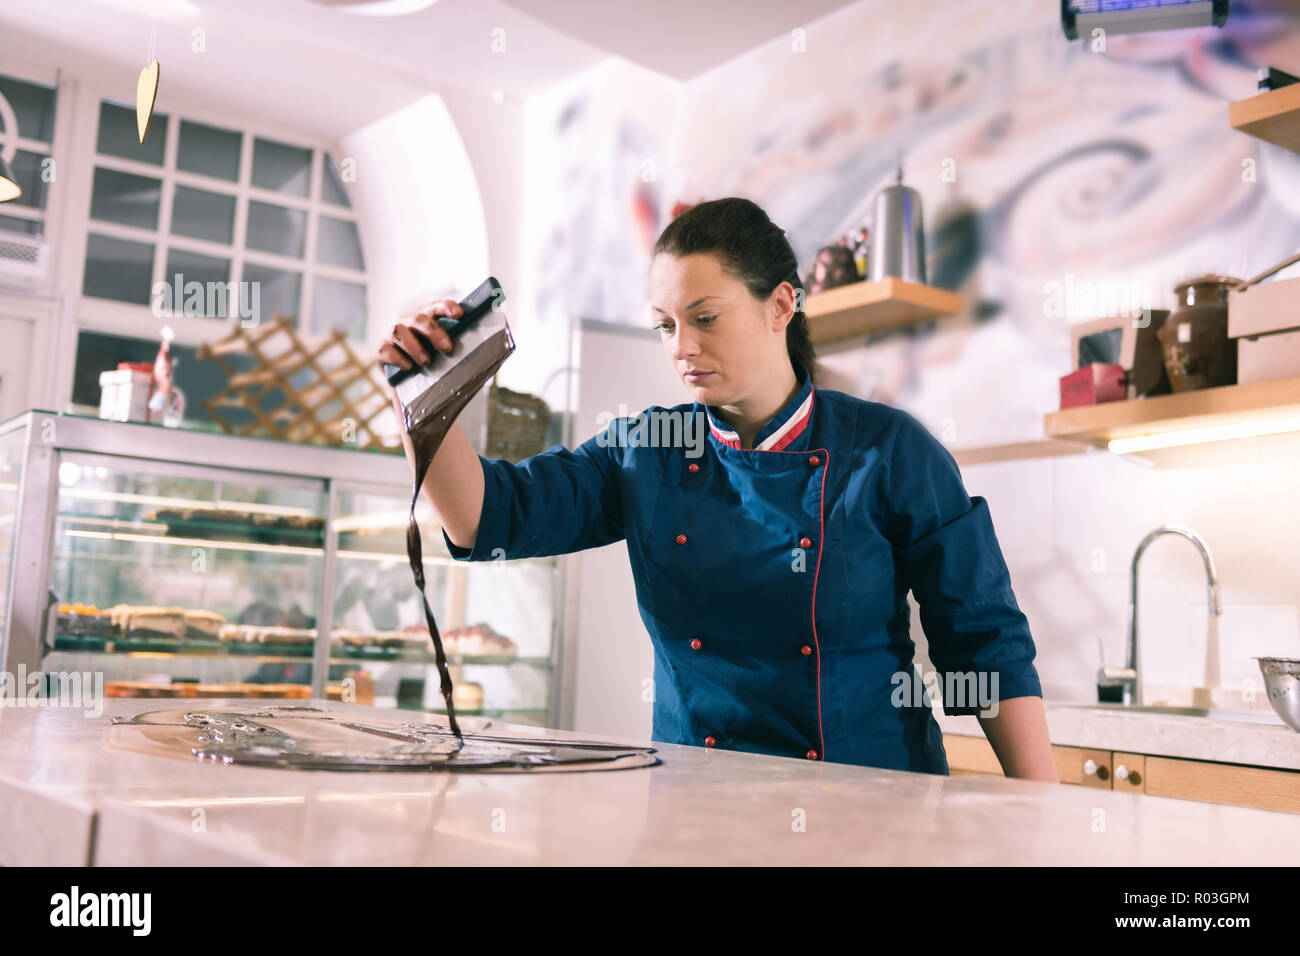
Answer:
[57, 603, 231, 644]
[328, 622, 519, 657]
[446, 624, 518, 657]
[148, 507, 324, 547]
[452, 680, 484, 711]
[1, 410, 563, 726]
[218, 624, 316, 646]
[183, 609, 225, 641]
[55, 603, 116, 636]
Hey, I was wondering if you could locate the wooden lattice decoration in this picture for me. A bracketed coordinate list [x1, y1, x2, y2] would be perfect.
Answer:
[196, 314, 401, 453]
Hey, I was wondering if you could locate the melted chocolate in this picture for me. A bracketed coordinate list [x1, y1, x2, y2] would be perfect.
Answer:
[402, 328, 516, 747]
[385, 330, 658, 770]
[110, 707, 660, 772]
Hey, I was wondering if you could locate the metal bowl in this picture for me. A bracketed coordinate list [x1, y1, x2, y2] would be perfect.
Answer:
[1255, 658, 1300, 733]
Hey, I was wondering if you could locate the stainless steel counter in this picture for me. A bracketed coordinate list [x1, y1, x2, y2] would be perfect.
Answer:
[3, 698, 1300, 865]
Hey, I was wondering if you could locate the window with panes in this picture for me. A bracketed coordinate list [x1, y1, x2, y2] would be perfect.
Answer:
[83, 99, 367, 339]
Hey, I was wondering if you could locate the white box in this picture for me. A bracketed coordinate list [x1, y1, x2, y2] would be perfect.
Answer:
[98, 368, 153, 423]
[1229, 276, 1300, 338]
[1237, 328, 1300, 385]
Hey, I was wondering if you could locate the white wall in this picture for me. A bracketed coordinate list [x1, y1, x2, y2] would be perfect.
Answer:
[341, 94, 490, 347]
[946, 442, 1300, 712]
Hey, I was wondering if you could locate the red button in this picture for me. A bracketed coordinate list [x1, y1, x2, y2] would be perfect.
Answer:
[690, 638, 702, 650]
[688, 463, 699, 473]
[705, 736, 716, 747]
[808, 455, 821, 466]
[801, 644, 812, 656]
[806, 749, 819, 760]
[799, 536, 812, 549]
[676, 533, 688, 545]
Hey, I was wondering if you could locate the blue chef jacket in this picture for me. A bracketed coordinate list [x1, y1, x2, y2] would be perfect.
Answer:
[442, 364, 1043, 774]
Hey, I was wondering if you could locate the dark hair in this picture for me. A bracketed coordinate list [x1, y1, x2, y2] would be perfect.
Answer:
[652, 197, 817, 386]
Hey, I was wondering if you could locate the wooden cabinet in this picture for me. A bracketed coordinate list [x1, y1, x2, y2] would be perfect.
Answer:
[1143, 756, 1300, 813]
[943, 733, 1110, 786]
[1111, 752, 1146, 795]
[942, 733, 1300, 814]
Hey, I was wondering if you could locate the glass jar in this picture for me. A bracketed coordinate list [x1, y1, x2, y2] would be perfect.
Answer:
[1157, 275, 1242, 392]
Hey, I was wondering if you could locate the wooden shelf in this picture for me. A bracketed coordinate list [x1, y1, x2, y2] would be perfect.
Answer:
[950, 439, 1090, 467]
[1044, 376, 1300, 446]
[1230, 84, 1300, 154]
[804, 277, 961, 344]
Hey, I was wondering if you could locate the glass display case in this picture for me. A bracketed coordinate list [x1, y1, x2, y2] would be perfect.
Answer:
[0, 410, 562, 726]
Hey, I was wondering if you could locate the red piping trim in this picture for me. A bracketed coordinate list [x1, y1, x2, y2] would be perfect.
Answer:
[703, 385, 826, 760]
[758, 447, 827, 762]
[812, 447, 827, 761]
[707, 422, 743, 449]
[766, 394, 813, 451]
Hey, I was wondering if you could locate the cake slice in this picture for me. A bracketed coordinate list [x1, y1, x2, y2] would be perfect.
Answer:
[108, 605, 186, 640]
[183, 609, 225, 641]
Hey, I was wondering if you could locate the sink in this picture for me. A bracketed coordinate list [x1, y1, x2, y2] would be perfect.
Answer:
[1051, 703, 1287, 726]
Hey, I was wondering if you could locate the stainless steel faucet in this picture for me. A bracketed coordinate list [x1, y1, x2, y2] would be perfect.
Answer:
[1098, 525, 1222, 706]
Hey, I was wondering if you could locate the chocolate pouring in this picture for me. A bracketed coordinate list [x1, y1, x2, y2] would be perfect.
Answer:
[380, 279, 520, 747]
[383, 293, 656, 769]
[402, 317, 517, 746]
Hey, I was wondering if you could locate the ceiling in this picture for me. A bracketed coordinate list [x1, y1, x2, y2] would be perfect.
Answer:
[0, 0, 605, 138]
[498, 0, 859, 80]
[0, 0, 861, 138]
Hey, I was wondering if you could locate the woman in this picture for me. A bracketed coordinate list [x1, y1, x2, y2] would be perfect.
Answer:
[378, 197, 1057, 781]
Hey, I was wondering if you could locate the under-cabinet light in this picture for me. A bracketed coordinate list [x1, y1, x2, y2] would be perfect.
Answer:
[1108, 415, 1300, 454]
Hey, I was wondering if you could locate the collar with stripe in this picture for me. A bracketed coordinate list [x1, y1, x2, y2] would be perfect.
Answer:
[704, 365, 815, 452]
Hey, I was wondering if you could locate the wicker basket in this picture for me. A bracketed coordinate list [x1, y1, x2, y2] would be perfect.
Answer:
[486, 374, 551, 462]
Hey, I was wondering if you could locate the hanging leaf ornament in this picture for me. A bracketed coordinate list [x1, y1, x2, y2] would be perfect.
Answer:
[136, 59, 159, 145]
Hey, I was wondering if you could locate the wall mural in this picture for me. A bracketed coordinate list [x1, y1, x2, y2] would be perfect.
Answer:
[527, 0, 1300, 446]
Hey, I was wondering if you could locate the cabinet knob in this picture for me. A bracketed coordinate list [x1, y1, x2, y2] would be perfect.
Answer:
[1115, 764, 1130, 782]
[1083, 759, 1098, 776]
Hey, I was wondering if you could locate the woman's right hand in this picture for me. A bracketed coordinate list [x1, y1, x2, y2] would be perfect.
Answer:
[376, 299, 461, 373]
[378, 300, 487, 543]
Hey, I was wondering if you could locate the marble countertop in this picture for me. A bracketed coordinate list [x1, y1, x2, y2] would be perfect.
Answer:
[4, 698, 1300, 866]
[935, 702, 1300, 771]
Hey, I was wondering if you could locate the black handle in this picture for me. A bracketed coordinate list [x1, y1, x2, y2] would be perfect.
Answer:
[383, 277, 505, 386]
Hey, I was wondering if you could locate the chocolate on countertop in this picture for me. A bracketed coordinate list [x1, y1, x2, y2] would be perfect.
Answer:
[108, 706, 660, 772]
